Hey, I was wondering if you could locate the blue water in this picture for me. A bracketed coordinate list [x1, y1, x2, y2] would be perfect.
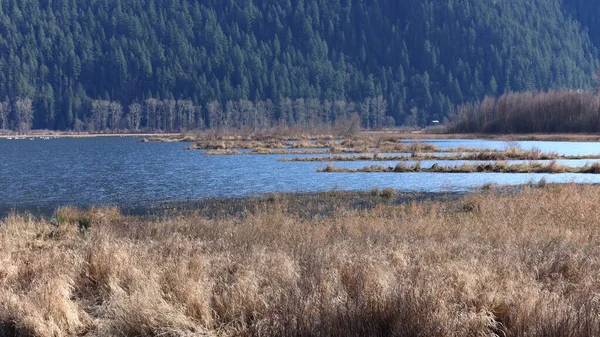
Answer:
[2, 137, 600, 210]
[404, 138, 600, 155]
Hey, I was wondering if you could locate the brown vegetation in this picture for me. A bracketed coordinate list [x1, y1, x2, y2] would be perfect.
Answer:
[203, 149, 332, 156]
[319, 161, 600, 174]
[175, 131, 600, 157]
[3, 186, 600, 336]
[362, 130, 600, 142]
[177, 133, 495, 156]
[449, 90, 600, 134]
[482, 133, 600, 142]
[283, 146, 600, 162]
[179, 134, 446, 155]
[143, 130, 600, 158]
[8, 129, 600, 143]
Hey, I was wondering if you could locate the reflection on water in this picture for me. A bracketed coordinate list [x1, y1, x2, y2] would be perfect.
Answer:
[1, 137, 600, 210]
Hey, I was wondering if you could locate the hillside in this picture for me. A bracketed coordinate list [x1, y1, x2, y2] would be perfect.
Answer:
[0, 0, 598, 131]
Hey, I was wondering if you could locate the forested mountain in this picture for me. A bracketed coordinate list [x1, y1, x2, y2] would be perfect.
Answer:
[0, 0, 598, 132]
[564, 1, 600, 50]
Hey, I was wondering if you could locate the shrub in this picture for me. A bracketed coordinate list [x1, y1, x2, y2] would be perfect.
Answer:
[394, 162, 409, 172]
[537, 177, 548, 188]
[381, 188, 397, 199]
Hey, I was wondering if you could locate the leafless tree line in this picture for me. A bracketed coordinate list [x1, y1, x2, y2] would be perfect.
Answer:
[89, 96, 392, 132]
[448, 90, 600, 133]
[89, 99, 202, 132]
[0, 96, 392, 133]
[0, 98, 33, 133]
[207, 96, 392, 131]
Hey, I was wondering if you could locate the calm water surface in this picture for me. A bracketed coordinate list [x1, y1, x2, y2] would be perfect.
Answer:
[2, 137, 600, 211]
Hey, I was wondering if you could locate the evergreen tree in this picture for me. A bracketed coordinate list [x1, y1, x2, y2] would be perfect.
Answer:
[0, 0, 597, 131]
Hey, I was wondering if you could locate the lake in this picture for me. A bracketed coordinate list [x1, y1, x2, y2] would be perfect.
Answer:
[2, 137, 600, 213]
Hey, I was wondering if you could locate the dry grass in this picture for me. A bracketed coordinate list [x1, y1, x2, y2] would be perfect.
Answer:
[200, 141, 493, 156]
[4, 186, 600, 336]
[148, 131, 336, 144]
[149, 131, 505, 155]
[204, 149, 332, 156]
[282, 146, 599, 162]
[362, 130, 600, 142]
[14, 129, 600, 142]
[155, 131, 600, 159]
[319, 161, 600, 174]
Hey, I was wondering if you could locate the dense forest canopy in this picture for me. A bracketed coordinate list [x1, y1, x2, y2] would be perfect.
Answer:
[0, 0, 599, 132]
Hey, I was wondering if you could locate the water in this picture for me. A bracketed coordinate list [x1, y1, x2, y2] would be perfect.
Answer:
[404, 138, 600, 155]
[2, 137, 600, 212]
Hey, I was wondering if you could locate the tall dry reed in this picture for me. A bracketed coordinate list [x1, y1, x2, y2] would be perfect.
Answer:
[2, 185, 600, 336]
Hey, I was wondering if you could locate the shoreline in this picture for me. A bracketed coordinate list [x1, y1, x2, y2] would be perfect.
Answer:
[362, 131, 600, 142]
[0, 183, 569, 219]
[0, 132, 180, 139]
[0, 190, 466, 218]
[3, 130, 600, 142]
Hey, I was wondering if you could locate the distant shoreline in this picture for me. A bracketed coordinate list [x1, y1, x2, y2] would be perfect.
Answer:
[2, 130, 600, 142]
[362, 131, 600, 142]
[0, 132, 180, 139]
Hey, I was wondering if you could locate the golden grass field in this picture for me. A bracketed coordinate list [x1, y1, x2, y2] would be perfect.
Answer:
[2, 185, 600, 336]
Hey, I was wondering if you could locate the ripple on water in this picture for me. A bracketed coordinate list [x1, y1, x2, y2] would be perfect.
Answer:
[1, 137, 600, 211]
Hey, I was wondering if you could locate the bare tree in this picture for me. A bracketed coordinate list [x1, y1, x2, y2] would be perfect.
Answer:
[333, 100, 348, 122]
[207, 101, 223, 129]
[0, 101, 10, 130]
[322, 99, 333, 126]
[264, 99, 275, 128]
[176, 101, 185, 130]
[306, 98, 321, 128]
[449, 90, 600, 133]
[348, 113, 362, 135]
[372, 95, 388, 129]
[15, 98, 34, 134]
[91, 100, 110, 132]
[177, 100, 195, 130]
[255, 100, 268, 129]
[225, 101, 236, 130]
[385, 115, 396, 128]
[144, 98, 159, 130]
[360, 98, 372, 129]
[293, 98, 306, 128]
[406, 107, 420, 128]
[196, 105, 205, 130]
[237, 100, 255, 129]
[333, 112, 361, 136]
[109, 101, 123, 131]
[162, 100, 176, 131]
[278, 97, 293, 126]
[127, 103, 142, 131]
[594, 69, 600, 95]
[73, 118, 85, 132]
